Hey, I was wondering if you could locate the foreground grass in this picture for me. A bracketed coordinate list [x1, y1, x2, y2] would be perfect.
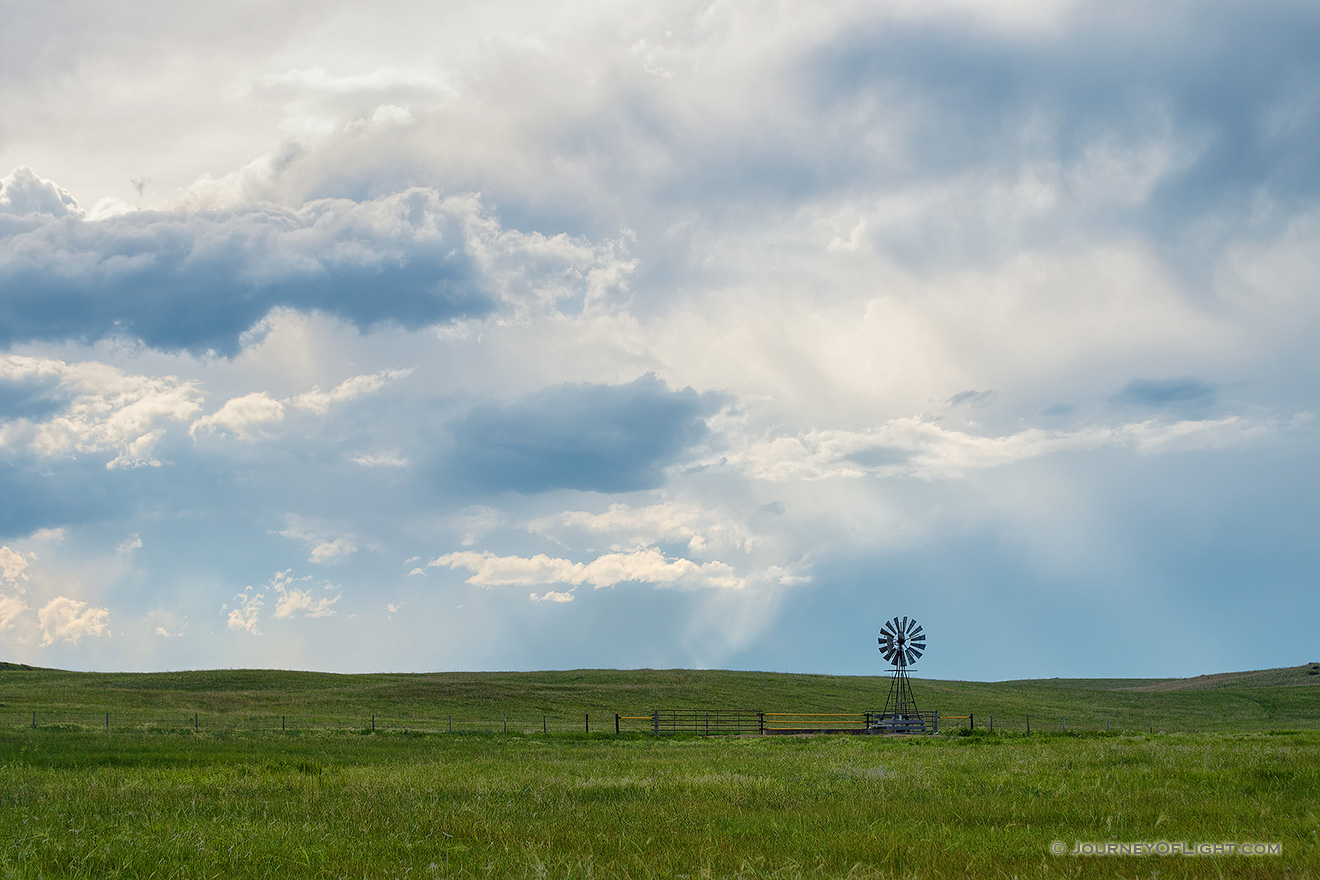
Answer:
[0, 729, 1316, 879]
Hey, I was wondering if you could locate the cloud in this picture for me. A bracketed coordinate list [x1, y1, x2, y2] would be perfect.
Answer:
[225, 588, 264, 634]
[115, 534, 142, 555]
[428, 547, 743, 591]
[0, 167, 81, 218]
[441, 374, 720, 494]
[0, 593, 27, 630]
[1114, 376, 1217, 409]
[289, 368, 413, 414]
[526, 501, 757, 554]
[0, 181, 556, 355]
[0, 545, 33, 585]
[716, 413, 1287, 481]
[189, 392, 285, 440]
[0, 355, 201, 468]
[38, 596, 110, 645]
[350, 451, 410, 468]
[273, 586, 339, 619]
[276, 517, 357, 564]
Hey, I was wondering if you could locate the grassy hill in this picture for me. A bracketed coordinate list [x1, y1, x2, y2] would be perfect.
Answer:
[2, 662, 1317, 734]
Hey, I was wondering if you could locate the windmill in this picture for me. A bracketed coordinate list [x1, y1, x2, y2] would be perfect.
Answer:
[872, 616, 927, 733]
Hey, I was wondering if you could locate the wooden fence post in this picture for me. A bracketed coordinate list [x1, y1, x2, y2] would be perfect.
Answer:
[615, 714, 620, 734]
[1026, 715, 1030, 735]
[989, 715, 994, 731]
[543, 715, 547, 734]
[448, 714, 452, 733]
[1061, 716, 1065, 733]
[371, 713, 375, 732]
[585, 713, 589, 733]
[970, 713, 974, 731]
[654, 709, 660, 736]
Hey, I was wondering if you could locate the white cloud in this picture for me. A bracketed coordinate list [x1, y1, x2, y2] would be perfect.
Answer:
[190, 392, 285, 440]
[38, 596, 110, 645]
[0, 546, 33, 585]
[276, 517, 357, 564]
[0, 354, 202, 468]
[713, 415, 1289, 482]
[0, 594, 28, 630]
[428, 548, 744, 591]
[526, 501, 757, 554]
[273, 586, 340, 619]
[350, 450, 410, 468]
[226, 588, 264, 634]
[530, 590, 575, 603]
[288, 367, 413, 414]
[116, 534, 142, 555]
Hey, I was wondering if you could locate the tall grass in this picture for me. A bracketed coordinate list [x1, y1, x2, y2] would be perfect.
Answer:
[0, 729, 1315, 878]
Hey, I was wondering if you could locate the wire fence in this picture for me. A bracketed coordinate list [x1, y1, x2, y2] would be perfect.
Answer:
[4, 709, 1304, 736]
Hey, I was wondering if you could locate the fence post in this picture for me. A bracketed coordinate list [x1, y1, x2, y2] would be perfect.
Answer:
[654, 709, 660, 736]
[989, 714, 994, 731]
[372, 713, 376, 732]
[32, 711, 35, 729]
[105, 712, 109, 731]
[758, 712, 765, 736]
[705, 711, 709, 735]
[543, 715, 547, 734]
[1061, 716, 1065, 733]
[1106, 720, 1110, 733]
[1026, 715, 1030, 735]
[933, 709, 938, 734]
[448, 714, 452, 734]
[195, 712, 198, 730]
[970, 713, 974, 731]
[615, 714, 620, 735]
[585, 713, 589, 733]
[503, 714, 507, 733]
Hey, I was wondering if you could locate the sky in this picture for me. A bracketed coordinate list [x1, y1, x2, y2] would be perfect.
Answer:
[0, 0, 1317, 680]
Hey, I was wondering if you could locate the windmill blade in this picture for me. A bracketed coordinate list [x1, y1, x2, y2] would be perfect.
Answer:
[911, 625, 924, 637]
[911, 638, 926, 650]
[909, 647, 924, 661]
[892, 616, 901, 633]
[900, 616, 908, 634]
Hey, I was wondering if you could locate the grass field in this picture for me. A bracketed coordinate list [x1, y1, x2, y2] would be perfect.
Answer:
[4, 661, 1319, 734]
[0, 663, 1317, 878]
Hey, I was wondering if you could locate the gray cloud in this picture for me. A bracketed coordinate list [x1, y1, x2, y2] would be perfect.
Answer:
[1114, 376, 1218, 409]
[0, 183, 503, 355]
[441, 374, 721, 495]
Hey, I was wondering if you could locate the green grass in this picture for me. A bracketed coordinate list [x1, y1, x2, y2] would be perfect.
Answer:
[0, 728, 1316, 879]
[0, 664, 1317, 877]
[2, 663, 1318, 734]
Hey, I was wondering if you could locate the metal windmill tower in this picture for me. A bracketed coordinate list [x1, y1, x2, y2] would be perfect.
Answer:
[872, 616, 927, 733]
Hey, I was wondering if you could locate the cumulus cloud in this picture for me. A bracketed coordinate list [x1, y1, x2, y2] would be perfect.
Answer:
[277, 517, 357, 564]
[0, 354, 201, 468]
[526, 501, 757, 554]
[38, 596, 110, 645]
[428, 548, 744, 591]
[0, 545, 33, 585]
[228, 570, 341, 631]
[0, 167, 81, 218]
[442, 374, 720, 494]
[225, 588, 264, 634]
[0, 174, 633, 355]
[190, 392, 285, 440]
[289, 368, 413, 414]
